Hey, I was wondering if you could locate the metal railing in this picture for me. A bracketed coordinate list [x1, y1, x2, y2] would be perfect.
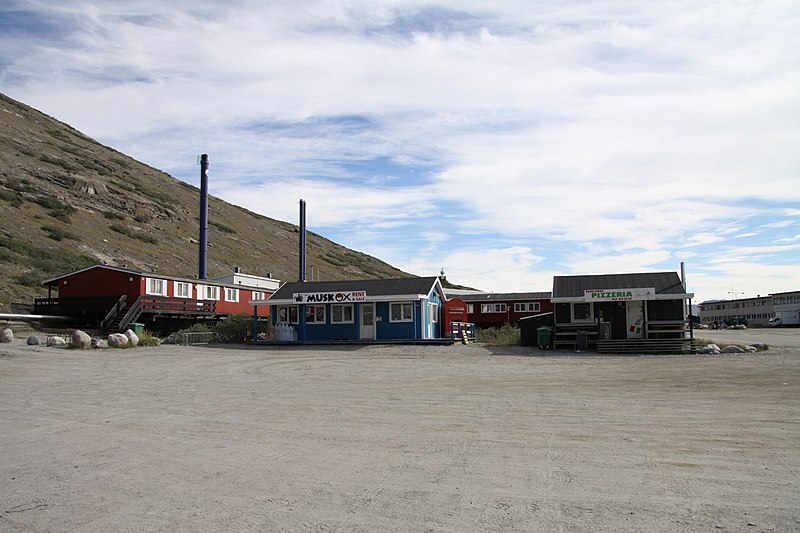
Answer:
[450, 322, 477, 341]
[174, 331, 216, 345]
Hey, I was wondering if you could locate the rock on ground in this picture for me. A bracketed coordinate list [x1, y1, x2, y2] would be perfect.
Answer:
[47, 336, 66, 347]
[125, 329, 139, 347]
[108, 333, 129, 348]
[91, 338, 109, 349]
[71, 330, 92, 350]
[27, 335, 41, 345]
[0, 328, 13, 343]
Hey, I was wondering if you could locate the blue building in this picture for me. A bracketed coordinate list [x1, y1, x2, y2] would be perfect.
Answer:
[253, 277, 447, 342]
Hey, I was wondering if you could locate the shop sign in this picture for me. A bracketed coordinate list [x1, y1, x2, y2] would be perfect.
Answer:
[293, 291, 367, 303]
[584, 288, 655, 302]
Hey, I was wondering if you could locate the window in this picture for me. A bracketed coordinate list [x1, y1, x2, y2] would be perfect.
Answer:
[390, 302, 413, 322]
[277, 306, 299, 324]
[146, 277, 167, 296]
[224, 288, 239, 302]
[467, 304, 474, 314]
[197, 285, 219, 300]
[306, 305, 325, 324]
[514, 302, 540, 313]
[174, 281, 192, 298]
[331, 304, 354, 323]
[480, 303, 506, 313]
[429, 303, 438, 323]
[251, 291, 266, 301]
[571, 302, 593, 322]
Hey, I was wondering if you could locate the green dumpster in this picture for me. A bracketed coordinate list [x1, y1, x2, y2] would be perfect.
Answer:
[130, 323, 145, 336]
[536, 326, 553, 349]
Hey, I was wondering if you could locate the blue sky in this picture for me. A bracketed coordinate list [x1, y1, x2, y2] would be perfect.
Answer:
[1, 0, 798, 303]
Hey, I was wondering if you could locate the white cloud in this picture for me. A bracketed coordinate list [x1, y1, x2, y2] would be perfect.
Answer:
[2, 0, 799, 300]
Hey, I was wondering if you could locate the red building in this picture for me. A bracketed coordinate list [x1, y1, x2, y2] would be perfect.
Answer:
[448, 291, 553, 328]
[36, 264, 278, 333]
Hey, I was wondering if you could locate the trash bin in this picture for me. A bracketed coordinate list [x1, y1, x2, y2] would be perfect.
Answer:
[536, 326, 553, 349]
[130, 323, 145, 336]
[575, 330, 588, 351]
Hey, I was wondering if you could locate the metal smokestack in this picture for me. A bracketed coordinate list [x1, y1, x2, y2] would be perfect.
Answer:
[199, 154, 209, 280]
[299, 199, 307, 282]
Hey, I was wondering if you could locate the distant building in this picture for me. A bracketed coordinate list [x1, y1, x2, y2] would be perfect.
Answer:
[445, 290, 553, 328]
[699, 295, 774, 328]
[771, 290, 800, 315]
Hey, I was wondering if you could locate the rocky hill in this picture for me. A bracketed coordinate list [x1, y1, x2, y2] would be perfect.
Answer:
[0, 92, 412, 311]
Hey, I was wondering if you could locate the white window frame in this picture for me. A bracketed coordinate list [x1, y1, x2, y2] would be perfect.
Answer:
[197, 284, 219, 301]
[514, 302, 540, 313]
[306, 304, 326, 324]
[571, 302, 594, 322]
[277, 306, 299, 324]
[429, 303, 438, 323]
[145, 277, 167, 296]
[390, 302, 414, 322]
[467, 304, 474, 314]
[174, 281, 192, 299]
[331, 304, 354, 324]
[251, 291, 266, 301]
[480, 303, 507, 314]
[224, 287, 240, 303]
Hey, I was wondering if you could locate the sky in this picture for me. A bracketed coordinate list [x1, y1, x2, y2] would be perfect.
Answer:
[1, 0, 798, 303]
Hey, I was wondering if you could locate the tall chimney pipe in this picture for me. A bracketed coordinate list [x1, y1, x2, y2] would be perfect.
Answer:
[199, 154, 209, 280]
[299, 199, 307, 282]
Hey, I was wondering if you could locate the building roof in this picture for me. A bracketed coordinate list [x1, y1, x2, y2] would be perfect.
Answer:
[552, 272, 692, 300]
[266, 277, 443, 304]
[456, 291, 551, 302]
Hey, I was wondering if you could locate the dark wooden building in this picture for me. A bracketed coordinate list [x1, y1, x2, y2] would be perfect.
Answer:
[550, 272, 694, 353]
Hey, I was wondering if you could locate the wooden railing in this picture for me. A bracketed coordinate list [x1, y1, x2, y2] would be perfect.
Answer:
[116, 296, 216, 332]
[100, 295, 128, 334]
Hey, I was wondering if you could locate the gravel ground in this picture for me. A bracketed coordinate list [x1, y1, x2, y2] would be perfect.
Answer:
[1, 339, 798, 532]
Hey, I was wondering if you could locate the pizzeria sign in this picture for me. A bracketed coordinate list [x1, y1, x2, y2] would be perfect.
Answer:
[584, 288, 655, 302]
[293, 291, 367, 303]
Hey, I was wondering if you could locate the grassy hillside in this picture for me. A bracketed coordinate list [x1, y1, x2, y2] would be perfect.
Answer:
[0, 92, 411, 311]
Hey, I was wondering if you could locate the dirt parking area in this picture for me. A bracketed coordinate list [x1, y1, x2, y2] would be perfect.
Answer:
[1, 341, 798, 532]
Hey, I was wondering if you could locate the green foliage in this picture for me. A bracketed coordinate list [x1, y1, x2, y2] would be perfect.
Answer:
[476, 324, 521, 345]
[214, 314, 253, 343]
[13, 271, 42, 287]
[109, 223, 158, 244]
[41, 225, 80, 241]
[31, 195, 77, 223]
[110, 157, 131, 168]
[0, 188, 24, 207]
[46, 129, 72, 142]
[178, 323, 213, 334]
[210, 221, 236, 234]
[32, 195, 64, 210]
[138, 330, 162, 347]
[103, 210, 125, 220]
[38, 154, 77, 172]
[3, 178, 36, 193]
[134, 213, 151, 223]
[0, 235, 95, 275]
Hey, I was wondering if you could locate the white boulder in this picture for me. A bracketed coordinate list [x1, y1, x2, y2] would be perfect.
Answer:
[108, 333, 129, 348]
[0, 328, 13, 343]
[71, 330, 92, 350]
[124, 329, 139, 347]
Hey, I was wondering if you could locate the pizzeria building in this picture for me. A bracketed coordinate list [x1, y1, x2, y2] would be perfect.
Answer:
[550, 271, 694, 353]
[252, 277, 453, 343]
